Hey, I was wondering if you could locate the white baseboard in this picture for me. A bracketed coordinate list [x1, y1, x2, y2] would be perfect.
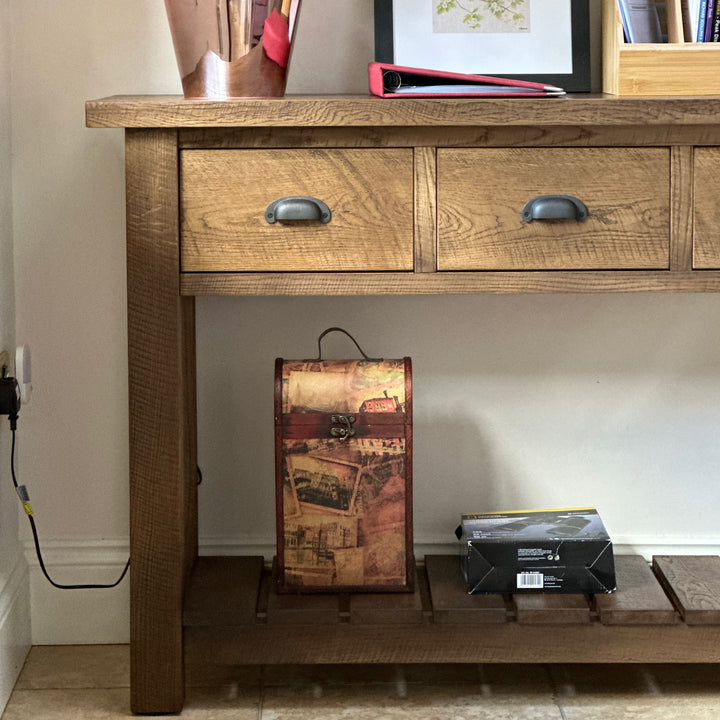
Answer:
[0, 553, 31, 715]
[25, 535, 720, 645]
[199, 535, 720, 562]
[25, 540, 129, 645]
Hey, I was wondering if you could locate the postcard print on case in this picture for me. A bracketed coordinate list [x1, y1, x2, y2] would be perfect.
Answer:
[275, 358, 413, 592]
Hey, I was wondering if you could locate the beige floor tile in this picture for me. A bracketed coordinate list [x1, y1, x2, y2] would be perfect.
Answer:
[2, 689, 132, 720]
[185, 660, 263, 688]
[261, 663, 553, 691]
[549, 664, 720, 697]
[260, 683, 563, 720]
[262, 663, 407, 687]
[645, 664, 720, 693]
[14, 646, 129, 690]
[558, 695, 720, 720]
[261, 663, 487, 687]
[549, 664, 659, 696]
[2, 687, 260, 719]
[475, 664, 554, 695]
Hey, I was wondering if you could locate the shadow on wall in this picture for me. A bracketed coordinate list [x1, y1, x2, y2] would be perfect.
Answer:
[413, 410, 528, 545]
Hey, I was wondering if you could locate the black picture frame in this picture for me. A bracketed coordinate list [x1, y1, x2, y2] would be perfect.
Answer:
[374, 0, 591, 93]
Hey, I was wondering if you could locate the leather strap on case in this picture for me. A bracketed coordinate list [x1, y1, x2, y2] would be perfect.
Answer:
[313, 327, 382, 362]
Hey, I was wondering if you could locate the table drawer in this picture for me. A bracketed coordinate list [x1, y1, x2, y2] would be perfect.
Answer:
[181, 149, 414, 272]
[437, 148, 670, 271]
[693, 147, 720, 269]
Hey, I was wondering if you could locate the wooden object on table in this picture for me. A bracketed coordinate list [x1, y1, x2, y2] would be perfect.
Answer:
[424, 554, 507, 624]
[603, 0, 720, 95]
[513, 593, 592, 624]
[595, 554, 678, 625]
[653, 555, 720, 624]
[86, 94, 720, 713]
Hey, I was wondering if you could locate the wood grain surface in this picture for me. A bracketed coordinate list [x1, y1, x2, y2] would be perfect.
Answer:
[86, 95, 720, 129]
[183, 556, 264, 626]
[126, 128, 191, 714]
[653, 555, 720, 625]
[437, 147, 670, 271]
[179, 554, 720, 671]
[692, 147, 720, 269]
[424, 555, 507, 624]
[180, 270, 720, 296]
[513, 593, 592, 625]
[181, 149, 414, 272]
[595, 555, 678, 625]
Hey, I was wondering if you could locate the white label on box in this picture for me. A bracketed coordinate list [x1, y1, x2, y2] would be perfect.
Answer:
[517, 572, 544, 589]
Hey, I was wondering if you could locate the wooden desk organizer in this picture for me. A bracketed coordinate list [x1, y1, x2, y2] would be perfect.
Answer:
[603, 0, 720, 95]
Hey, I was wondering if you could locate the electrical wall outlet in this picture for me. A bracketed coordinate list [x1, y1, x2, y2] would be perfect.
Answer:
[15, 345, 31, 404]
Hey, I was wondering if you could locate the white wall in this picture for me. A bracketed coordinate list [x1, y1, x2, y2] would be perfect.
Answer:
[8, 0, 720, 646]
[0, 0, 32, 710]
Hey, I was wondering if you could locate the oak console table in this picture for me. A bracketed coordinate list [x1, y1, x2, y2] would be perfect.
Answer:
[86, 95, 720, 714]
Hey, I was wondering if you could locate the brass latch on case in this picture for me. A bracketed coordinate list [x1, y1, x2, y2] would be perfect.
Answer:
[330, 415, 355, 441]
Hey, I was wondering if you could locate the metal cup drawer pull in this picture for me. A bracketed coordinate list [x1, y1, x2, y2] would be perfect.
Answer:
[522, 195, 589, 223]
[265, 196, 332, 224]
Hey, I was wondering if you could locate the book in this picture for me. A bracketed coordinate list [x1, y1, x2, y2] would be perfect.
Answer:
[697, 0, 709, 40]
[680, 0, 702, 40]
[618, 0, 663, 42]
[705, 0, 717, 39]
[368, 62, 565, 99]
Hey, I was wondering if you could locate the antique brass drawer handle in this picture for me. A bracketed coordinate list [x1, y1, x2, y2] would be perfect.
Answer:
[522, 195, 589, 223]
[265, 196, 332, 224]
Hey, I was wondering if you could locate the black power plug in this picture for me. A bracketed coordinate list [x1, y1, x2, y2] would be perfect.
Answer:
[0, 377, 20, 421]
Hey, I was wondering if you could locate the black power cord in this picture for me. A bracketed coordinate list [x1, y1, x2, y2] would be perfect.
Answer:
[7, 410, 130, 590]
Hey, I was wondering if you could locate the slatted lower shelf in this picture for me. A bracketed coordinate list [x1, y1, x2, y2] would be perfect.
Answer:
[183, 554, 720, 665]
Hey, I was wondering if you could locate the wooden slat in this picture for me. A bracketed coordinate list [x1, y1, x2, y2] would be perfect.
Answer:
[653, 555, 720, 625]
[425, 555, 507, 624]
[183, 556, 264, 626]
[267, 588, 342, 625]
[595, 555, 677, 625]
[670, 145, 694, 272]
[86, 95, 720, 130]
[349, 569, 424, 625]
[180, 270, 720, 297]
[177, 125, 720, 151]
[413, 146, 437, 273]
[185, 621, 720, 665]
[693, 147, 720, 268]
[513, 593, 592, 624]
[126, 128, 186, 715]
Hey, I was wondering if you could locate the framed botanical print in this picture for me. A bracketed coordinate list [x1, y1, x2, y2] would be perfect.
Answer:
[374, 0, 591, 92]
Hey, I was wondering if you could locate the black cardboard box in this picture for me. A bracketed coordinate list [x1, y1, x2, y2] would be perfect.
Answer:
[457, 507, 616, 594]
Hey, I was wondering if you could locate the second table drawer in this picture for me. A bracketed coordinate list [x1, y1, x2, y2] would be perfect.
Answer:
[181, 149, 414, 272]
[437, 148, 670, 271]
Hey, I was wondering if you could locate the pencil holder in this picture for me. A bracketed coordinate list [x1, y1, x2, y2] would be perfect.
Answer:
[164, 0, 301, 98]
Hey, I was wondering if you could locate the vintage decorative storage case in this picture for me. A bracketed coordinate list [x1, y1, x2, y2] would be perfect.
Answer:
[275, 328, 413, 592]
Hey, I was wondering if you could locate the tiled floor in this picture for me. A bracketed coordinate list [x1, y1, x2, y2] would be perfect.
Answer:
[2, 645, 720, 718]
